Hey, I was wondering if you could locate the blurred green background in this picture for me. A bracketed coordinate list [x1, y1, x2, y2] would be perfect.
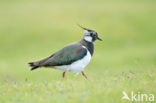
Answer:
[0, 0, 156, 103]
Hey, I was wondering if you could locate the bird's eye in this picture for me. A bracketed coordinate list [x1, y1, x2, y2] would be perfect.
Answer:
[90, 33, 93, 36]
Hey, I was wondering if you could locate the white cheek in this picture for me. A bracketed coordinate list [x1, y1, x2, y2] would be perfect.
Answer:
[84, 36, 92, 42]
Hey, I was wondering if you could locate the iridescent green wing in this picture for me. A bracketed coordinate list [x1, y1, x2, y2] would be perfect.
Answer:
[42, 43, 87, 66]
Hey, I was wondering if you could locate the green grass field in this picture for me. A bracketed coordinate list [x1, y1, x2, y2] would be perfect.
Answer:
[0, 0, 156, 103]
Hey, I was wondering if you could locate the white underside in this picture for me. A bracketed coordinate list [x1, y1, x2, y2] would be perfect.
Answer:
[55, 46, 91, 73]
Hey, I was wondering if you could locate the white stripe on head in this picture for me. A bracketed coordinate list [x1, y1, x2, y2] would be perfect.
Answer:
[84, 36, 92, 42]
[84, 30, 92, 42]
[84, 30, 90, 35]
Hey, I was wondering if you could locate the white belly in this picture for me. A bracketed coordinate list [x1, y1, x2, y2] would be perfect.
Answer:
[55, 50, 91, 73]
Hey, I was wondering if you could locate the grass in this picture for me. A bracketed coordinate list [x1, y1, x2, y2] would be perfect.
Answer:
[0, 0, 156, 103]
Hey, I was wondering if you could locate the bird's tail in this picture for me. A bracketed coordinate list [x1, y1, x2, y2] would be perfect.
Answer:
[28, 55, 52, 70]
[28, 62, 40, 70]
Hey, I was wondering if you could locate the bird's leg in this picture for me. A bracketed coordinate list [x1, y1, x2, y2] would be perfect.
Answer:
[81, 71, 87, 79]
[62, 72, 66, 79]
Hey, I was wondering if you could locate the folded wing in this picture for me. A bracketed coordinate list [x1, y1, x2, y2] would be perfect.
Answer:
[41, 44, 87, 67]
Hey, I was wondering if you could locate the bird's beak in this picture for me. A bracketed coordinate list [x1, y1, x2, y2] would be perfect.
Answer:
[97, 36, 102, 41]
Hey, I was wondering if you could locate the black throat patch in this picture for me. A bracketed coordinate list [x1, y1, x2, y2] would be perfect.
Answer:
[81, 39, 94, 56]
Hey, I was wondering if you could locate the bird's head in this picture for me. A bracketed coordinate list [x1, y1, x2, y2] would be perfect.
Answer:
[78, 25, 102, 42]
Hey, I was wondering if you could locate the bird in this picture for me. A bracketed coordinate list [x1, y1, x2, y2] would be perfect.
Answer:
[28, 25, 102, 79]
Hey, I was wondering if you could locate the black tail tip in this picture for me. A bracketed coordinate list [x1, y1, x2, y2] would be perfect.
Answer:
[28, 62, 39, 71]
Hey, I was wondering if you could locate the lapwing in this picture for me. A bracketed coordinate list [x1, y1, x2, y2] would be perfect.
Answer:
[28, 25, 102, 79]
